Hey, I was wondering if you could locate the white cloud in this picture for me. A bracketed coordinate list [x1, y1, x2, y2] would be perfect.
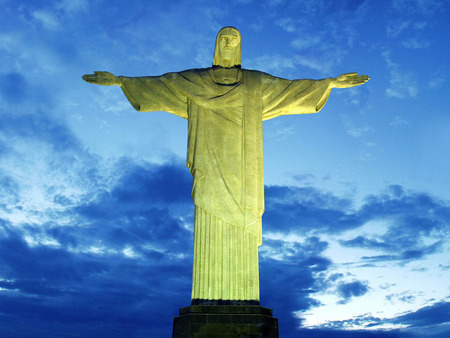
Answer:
[300, 229, 450, 331]
[340, 114, 373, 138]
[387, 20, 410, 38]
[276, 17, 296, 33]
[390, 116, 410, 127]
[392, 0, 444, 16]
[292, 55, 332, 73]
[291, 35, 323, 50]
[401, 37, 430, 49]
[247, 54, 295, 73]
[414, 21, 428, 30]
[382, 51, 418, 99]
[32, 10, 60, 30]
[386, 71, 418, 99]
[265, 123, 294, 142]
[428, 74, 444, 89]
[195, 45, 213, 68]
[122, 246, 141, 259]
[56, 0, 89, 15]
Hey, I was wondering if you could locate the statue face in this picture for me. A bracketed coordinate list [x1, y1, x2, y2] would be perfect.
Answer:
[217, 28, 240, 66]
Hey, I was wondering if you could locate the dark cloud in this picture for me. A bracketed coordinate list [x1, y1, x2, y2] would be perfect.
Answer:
[297, 321, 416, 338]
[295, 300, 450, 338]
[257, 183, 450, 336]
[67, 159, 193, 254]
[343, 238, 443, 263]
[0, 149, 196, 337]
[0, 213, 192, 337]
[347, 186, 449, 263]
[110, 158, 192, 206]
[263, 185, 359, 233]
[314, 301, 450, 338]
[295, 328, 414, 337]
[259, 236, 332, 337]
[0, 225, 104, 289]
[337, 280, 370, 304]
[2, 160, 449, 337]
[390, 301, 450, 335]
[1, 110, 82, 152]
[341, 235, 390, 250]
[1, 106, 449, 336]
[264, 184, 449, 264]
[260, 257, 322, 337]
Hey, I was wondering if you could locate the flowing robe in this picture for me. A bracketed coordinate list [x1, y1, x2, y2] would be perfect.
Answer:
[119, 68, 332, 303]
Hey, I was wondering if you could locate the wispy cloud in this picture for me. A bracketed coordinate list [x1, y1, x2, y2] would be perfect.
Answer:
[390, 116, 410, 127]
[247, 54, 295, 73]
[392, 0, 445, 16]
[276, 17, 297, 33]
[383, 51, 418, 99]
[55, 0, 89, 15]
[32, 10, 60, 30]
[428, 74, 445, 89]
[401, 37, 430, 49]
[340, 114, 373, 138]
[387, 20, 411, 38]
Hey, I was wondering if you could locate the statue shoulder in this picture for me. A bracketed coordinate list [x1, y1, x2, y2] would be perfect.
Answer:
[179, 67, 212, 77]
[241, 69, 277, 84]
[167, 68, 213, 83]
[242, 68, 274, 79]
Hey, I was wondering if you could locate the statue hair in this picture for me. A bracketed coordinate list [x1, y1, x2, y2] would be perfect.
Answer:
[213, 26, 241, 68]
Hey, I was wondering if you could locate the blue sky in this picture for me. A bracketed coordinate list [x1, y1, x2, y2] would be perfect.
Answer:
[1, 0, 449, 337]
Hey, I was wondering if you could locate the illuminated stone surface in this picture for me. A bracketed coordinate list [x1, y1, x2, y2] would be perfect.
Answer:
[83, 26, 369, 336]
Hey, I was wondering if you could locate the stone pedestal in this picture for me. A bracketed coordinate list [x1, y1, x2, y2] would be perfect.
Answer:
[172, 305, 279, 337]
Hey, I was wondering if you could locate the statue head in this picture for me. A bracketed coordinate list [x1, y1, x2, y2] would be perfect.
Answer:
[213, 26, 241, 68]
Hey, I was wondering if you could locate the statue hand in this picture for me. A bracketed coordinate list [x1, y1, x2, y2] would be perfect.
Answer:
[82, 71, 121, 86]
[332, 73, 370, 88]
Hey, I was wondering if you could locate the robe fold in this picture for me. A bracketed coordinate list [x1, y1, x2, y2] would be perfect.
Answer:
[119, 67, 332, 301]
[120, 68, 332, 244]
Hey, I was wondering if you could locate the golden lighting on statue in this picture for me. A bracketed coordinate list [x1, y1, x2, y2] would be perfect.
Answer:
[83, 26, 369, 336]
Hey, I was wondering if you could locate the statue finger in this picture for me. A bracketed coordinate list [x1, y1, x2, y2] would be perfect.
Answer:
[354, 76, 369, 82]
[82, 74, 95, 81]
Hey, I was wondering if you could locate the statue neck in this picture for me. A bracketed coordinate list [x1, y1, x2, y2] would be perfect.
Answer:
[212, 67, 241, 85]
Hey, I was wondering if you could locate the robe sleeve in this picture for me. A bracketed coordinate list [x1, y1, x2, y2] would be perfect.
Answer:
[261, 74, 333, 121]
[118, 73, 189, 119]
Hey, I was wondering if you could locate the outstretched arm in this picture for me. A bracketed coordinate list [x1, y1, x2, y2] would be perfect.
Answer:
[82, 71, 122, 86]
[83, 71, 189, 118]
[331, 72, 370, 88]
[261, 72, 370, 120]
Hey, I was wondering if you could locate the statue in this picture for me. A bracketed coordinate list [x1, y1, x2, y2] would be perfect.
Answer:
[83, 27, 369, 307]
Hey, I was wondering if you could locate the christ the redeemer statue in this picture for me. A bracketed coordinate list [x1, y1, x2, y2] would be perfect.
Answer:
[83, 26, 369, 306]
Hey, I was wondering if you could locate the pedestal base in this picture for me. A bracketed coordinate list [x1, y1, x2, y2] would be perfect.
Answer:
[172, 305, 279, 337]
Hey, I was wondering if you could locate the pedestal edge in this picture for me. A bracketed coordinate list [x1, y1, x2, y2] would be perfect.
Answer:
[179, 305, 273, 316]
